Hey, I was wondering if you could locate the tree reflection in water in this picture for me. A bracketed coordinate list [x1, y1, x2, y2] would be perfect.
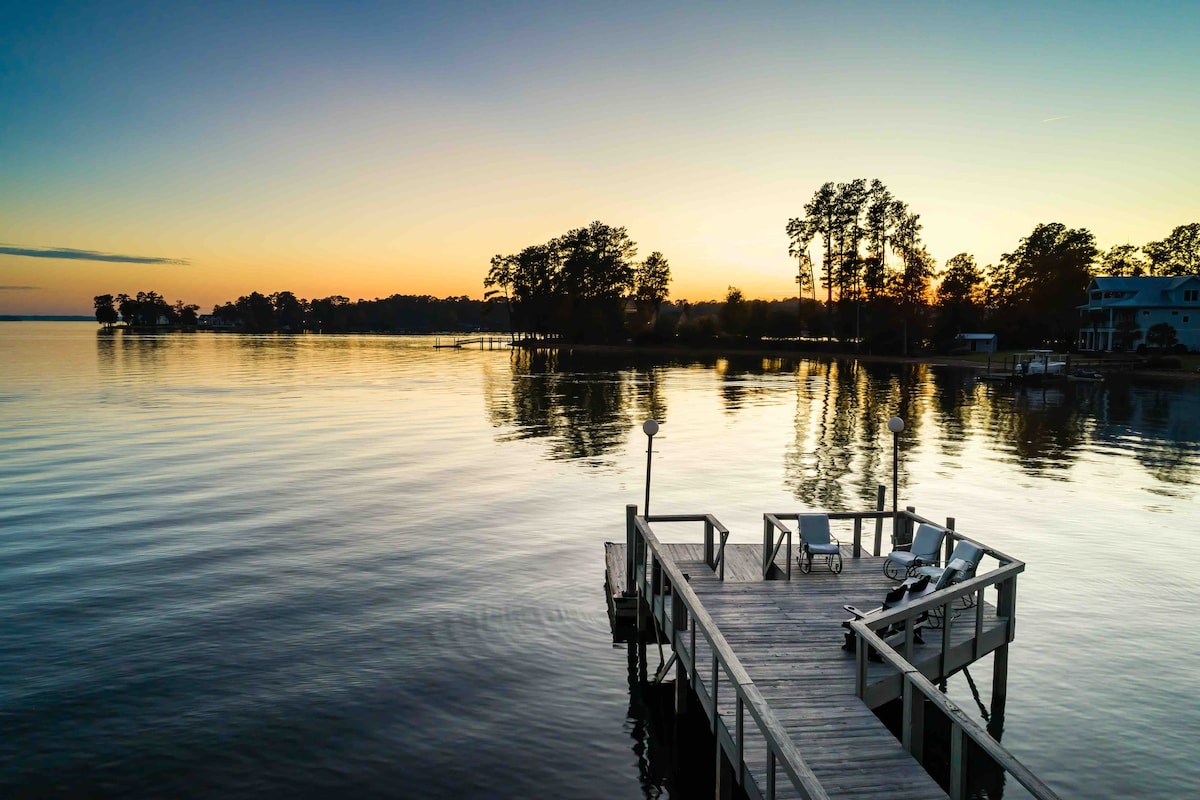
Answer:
[482, 347, 1199, 489]
[485, 348, 669, 466]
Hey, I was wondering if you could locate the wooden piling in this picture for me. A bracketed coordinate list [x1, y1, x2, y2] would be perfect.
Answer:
[874, 485, 885, 556]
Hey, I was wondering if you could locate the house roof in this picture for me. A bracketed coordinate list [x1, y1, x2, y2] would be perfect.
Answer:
[1085, 275, 1200, 308]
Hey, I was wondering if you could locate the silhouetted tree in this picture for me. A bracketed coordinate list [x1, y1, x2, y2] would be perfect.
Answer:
[1145, 322, 1178, 350]
[863, 180, 900, 300]
[1100, 243, 1147, 277]
[803, 182, 838, 309]
[634, 251, 671, 314]
[93, 294, 118, 327]
[718, 287, 748, 336]
[994, 222, 1097, 348]
[236, 292, 275, 332]
[487, 221, 658, 342]
[271, 291, 304, 331]
[932, 253, 985, 349]
[785, 216, 817, 303]
[1143, 223, 1200, 276]
[173, 300, 199, 326]
[789, 179, 928, 351]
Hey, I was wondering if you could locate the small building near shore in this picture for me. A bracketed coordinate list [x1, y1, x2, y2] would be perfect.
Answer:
[952, 333, 997, 354]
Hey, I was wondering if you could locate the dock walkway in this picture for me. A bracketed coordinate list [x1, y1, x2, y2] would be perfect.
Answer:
[605, 509, 1058, 800]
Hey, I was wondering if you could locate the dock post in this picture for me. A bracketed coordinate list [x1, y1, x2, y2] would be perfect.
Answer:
[762, 517, 771, 576]
[949, 723, 966, 800]
[992, 643, 1010, 710]
[874, 485, 885, 555]
[903, 676, 925, 763]
[673, 580, 688, 715]
[716, 749, 735, 800]
[945, 516, 956, 563]
[625, 505, 637, 596]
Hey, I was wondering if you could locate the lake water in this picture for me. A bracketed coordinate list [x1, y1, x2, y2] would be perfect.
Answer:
[2, 323, 1198, 798]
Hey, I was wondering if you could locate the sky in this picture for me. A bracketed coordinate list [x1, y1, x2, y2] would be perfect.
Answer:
[2, 0, 1198, 315]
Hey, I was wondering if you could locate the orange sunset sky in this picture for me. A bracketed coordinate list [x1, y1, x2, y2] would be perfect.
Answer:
[2, 1, 1198, 315]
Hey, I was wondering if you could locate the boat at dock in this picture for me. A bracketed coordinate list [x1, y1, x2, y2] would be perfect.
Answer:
[1012, 350, 1067, 381]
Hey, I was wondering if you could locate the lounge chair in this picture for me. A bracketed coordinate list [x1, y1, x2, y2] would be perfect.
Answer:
[797, 514, 842, 574]
[841, 557, 969, 650]
[914, 539, 985, 614]
[913, 539, 983, 584]
[883, 522, 946, 579]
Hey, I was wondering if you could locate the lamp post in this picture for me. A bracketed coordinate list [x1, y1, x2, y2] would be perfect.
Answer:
[642, 419, 659, 516]
[887, 416, 904, 536]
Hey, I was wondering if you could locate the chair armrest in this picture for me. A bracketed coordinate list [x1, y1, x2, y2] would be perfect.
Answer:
[843, 604, 874, 620]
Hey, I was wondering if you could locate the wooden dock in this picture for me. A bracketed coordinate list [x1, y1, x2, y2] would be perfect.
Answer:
[605, 508, 1060, 800]
[433, 335, 509, 350]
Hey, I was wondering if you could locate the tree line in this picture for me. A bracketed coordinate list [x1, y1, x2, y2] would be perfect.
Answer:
[93, 205, 1198, 353]
[484, 220, 671, 342]
[93, 291, 498, 333]
[785, 179, 1199, 351]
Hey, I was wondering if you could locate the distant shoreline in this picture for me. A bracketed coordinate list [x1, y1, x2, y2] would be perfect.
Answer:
[511, 340, 1200, 381]
[9, 320, 1196, 380]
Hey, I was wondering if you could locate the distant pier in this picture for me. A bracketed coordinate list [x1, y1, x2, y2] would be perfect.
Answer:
[433, 335, 510, 350]
[605, 505, 1061, 800]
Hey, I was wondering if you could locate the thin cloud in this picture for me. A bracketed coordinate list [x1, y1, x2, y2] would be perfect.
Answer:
[0, 244, 189, 265]
[1042, 115, 1069, 123]
[0, 285, 41, 291]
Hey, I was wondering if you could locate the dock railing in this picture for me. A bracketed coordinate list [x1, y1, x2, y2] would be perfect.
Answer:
[846, 537, 1060, 800]
[630, 507, 830, 800]
[762, 494, 891, 578]
[628, 511, 729, 586]
[762, 500, 988, 579]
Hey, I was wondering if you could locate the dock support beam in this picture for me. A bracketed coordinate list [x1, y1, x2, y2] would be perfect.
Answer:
[903, 677, 925, 762]
[874, 484, 885, 556]
[673, 583, 689, 715]
[945, 516, 957, 564]
[992, 643, 1010, 710]
[625, 504, 637, 596]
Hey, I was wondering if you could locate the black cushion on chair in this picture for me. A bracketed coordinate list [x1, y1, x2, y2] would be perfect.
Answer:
[907, 574, 931, 593]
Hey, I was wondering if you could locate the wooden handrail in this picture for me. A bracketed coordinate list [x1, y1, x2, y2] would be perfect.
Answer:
[767, 509, 894, 560]
[646, 513, 730, 574]
[632, 510, 830, 800]
[762, 513, 792, 579]
[896, 509, 1020, 566]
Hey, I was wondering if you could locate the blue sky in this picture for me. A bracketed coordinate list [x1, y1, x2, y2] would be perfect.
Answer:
[2, 0, 1198, 313]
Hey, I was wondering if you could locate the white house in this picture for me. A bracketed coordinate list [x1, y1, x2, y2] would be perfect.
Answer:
[1078, 275, 1200, 352]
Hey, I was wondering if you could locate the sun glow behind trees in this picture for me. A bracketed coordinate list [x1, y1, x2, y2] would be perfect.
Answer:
[785, 179, 1200, 351]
